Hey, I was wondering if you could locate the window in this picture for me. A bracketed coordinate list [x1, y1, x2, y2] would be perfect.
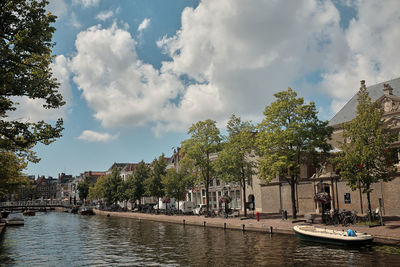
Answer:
[210, 179, 213, 186]
[216, 179, 220, 186]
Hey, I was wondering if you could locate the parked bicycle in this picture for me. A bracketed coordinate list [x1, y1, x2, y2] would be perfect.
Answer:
[324, 209, 344, 225]
[342, 210, 358, 226]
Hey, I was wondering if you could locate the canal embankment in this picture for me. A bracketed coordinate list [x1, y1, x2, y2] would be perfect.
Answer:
[93, 209, 400, 245]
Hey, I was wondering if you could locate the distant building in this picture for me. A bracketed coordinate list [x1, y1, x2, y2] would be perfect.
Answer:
[36, 176, 57, 199]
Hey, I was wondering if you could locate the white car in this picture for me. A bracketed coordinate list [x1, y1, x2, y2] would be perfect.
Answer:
[193, 204, 206, 215]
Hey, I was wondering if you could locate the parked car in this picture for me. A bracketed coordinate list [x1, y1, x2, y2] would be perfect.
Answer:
[178, 201, 195, 214]
[193, 204, 206, 215]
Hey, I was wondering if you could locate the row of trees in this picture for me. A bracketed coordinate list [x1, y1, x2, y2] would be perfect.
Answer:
[78, 156, 193, 209]
[180, 89, 332, 219]
[82, 83, 396, 221]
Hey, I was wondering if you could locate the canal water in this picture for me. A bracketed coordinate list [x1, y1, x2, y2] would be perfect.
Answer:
[1, 212, 399, 266]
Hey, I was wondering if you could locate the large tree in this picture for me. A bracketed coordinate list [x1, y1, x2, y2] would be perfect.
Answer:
[215, 114, 256, 217]
[257, 88, 332, 219]
[103, 168, 123, 206]
[162, 168, 193, 212]
[145, 154, 167, 207]
[125, 160, 149, 207]
[77, 176, 90, 203]
[181, 119, 221, 213]
[1, 0, 64, 161]
[334, 81, 396, 221]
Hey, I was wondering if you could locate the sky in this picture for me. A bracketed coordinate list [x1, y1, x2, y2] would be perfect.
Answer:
[16, 0, 400, 177]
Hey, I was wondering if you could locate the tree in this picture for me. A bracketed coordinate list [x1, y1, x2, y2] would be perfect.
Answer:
[181, 119, 222, 213]
[257, 88, 332, 219]
[103, 168, 123, 206]
[1, 0, 64, 161]
[0, 151, 27, 197]
[145, 154, 167, 208]
[89, 175, 107, 202]
[77, 176, 90, 203]
[125, 160, 149, 207]
[334, 81, 396, 221]
[215, 114, 256, 217]
[162, 168, 194, 212]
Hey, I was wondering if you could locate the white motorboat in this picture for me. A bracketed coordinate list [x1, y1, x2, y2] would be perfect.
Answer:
[5, 213, 25, 226]
[293, 225, 373, 245]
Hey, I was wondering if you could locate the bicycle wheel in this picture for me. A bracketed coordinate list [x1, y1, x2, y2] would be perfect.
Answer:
[342, 217, 350, 226]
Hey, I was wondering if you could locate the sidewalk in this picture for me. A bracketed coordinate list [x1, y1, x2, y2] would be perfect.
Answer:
[93, 210, 400, 245]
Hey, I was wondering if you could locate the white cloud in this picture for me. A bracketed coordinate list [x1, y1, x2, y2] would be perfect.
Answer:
[78, 130, 119, 142]
[320, 0, 400, 113]
[137, 18, 151, 32]
[66, 0, 400, 136]
[96, 10, 114, 21]
[7, 55, 72, 122]
[72, 0, 100, 8]
[68, 1, 346, 135]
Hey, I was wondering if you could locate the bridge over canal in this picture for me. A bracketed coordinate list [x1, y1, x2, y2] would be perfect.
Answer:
[0, 201, 73, 211]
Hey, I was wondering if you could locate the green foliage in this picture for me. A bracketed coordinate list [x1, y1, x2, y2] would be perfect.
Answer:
[88, 168, 124, 205]
[89, 175, 106, 201]
[0, 150, 27, 197]
[162, 168, 193, 202]
[215, 114, 256, 215]
[334, 82, 396, 219]
[0, 0, 64, 161]
[145, 154, 167, 199]
[103, 168, 123, 205]
[125, 160, 149, 205]
[181, 119, 221, 211]
[77, 176, 90, 201]
[257, 88, 332, 218]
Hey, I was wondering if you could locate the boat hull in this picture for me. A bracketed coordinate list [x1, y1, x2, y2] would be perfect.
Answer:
[295, 231, 372, 246]
[293, 225, 373, 246]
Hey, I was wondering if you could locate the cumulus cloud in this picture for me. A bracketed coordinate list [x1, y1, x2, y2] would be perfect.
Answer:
[78, 130, 119, 142]
[96, 10, 114, 21]
[137, 18, 151, 32]
[66, 0, 400, 136]
[72, 0, 100, 8]
[320, 0, 400, 113]
[7, 55, 72, 122]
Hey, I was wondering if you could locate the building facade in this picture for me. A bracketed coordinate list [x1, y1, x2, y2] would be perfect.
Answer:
[247, 78, 400, 216]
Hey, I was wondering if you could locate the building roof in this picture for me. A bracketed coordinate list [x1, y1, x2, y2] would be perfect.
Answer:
[122, 163, 137, 172]
[329, 77, 400, 126]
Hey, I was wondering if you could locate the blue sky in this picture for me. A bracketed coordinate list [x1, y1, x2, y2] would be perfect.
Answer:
[22, 0, 400, 177]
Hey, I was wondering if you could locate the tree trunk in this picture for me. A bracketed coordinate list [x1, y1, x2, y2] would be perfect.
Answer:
[367, 190, 372, 222]
[205, 178, 210, 213]
[242, 177, 247, 217]
[290, 179, 297, 219]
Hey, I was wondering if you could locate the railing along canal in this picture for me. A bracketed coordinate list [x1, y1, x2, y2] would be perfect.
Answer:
[0, 200, 70, 209]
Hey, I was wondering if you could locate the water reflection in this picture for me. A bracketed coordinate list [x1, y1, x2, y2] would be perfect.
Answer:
[0, 212, 399, 266]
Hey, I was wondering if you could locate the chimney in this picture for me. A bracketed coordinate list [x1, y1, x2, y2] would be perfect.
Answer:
[383, 83, 393, 96]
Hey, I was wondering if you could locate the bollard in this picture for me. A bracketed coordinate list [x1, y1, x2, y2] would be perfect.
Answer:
[203, 221, 206, 227]
[242, 224, 245, 231]
[269, 226, 273, 233]
[224, 222, 226, 230]
[183, 219, 185, 226]
[256, 212, 260, 222]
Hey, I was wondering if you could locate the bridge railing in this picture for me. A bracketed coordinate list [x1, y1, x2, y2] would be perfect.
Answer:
[0, 200, 69, 207]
